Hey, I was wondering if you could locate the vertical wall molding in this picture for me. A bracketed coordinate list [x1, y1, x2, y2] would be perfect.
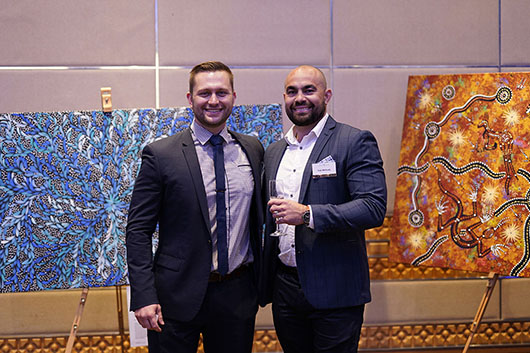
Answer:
[155, 0, 160, 109]
[329, 0, 334, 115]
[498, 0, 502, 72]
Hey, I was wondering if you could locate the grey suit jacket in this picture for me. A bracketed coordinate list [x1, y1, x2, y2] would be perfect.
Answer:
[260, 116, 386, 309]
[126, 128, 264, 321]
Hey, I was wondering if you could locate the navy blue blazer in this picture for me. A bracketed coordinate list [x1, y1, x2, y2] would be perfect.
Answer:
[260, 116, 387, 309]
[126, 128, 264, 321]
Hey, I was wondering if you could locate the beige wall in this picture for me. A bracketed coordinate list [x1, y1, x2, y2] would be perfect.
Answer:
[2, 0, 530, 339]
[4, 0, 530, 213]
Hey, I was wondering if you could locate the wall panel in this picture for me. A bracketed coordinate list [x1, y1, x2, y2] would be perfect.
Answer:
[0, 70, 156, 113]
[158, 0, 330, 66]
[333, 0, 499, 66]
[501, 0, 530, 66]
[0, 1, 155, 66]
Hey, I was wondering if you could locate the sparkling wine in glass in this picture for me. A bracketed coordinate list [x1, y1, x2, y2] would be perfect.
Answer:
[269, 179, 284, 237]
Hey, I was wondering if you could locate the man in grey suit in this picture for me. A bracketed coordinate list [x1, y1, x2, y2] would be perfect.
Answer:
[261, 65, 387, 352]
[127, 61, 263, 353]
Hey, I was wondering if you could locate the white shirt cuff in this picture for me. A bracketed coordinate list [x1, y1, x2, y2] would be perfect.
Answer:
[308, 205, 314, 229]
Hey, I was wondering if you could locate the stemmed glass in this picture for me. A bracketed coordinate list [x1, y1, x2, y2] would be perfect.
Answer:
[269, 179, 284, 237]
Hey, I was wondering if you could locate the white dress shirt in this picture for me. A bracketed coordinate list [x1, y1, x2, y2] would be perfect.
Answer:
[275, 114, 329, 267]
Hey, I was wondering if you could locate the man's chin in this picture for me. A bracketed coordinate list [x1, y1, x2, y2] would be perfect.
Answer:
[289, 114, 316, 126]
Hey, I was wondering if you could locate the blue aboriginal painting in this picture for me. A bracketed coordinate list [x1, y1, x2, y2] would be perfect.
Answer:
[0, 104, 282, 292]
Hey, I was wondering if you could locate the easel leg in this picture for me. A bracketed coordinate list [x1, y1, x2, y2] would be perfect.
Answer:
[116, 285, 126, 352]
[462, 272, 499, 353]
[66, 287, 89, 353]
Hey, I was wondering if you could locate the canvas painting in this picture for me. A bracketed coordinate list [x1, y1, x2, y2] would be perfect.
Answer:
[390, 72, 530, 277]
[0, 104, 282, 292]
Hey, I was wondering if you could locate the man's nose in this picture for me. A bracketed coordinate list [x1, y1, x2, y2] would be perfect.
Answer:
[294, 92, 306, 103]
[208, 94, 219, 104]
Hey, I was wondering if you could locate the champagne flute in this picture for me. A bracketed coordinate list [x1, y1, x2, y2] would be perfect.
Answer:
[269, 179, 284, 237]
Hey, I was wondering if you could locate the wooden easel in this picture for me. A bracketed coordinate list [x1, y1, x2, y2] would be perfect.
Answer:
[462, 272, 499, 353]
[65, 87, 126, 353]
[65, 286, 126, 353]
[65, 287, 89, 353]
[115, 284, 126, 352]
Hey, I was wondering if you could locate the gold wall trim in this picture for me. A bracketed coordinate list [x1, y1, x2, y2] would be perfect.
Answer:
[2, 322, 530, 352]
[360, 321, 530, 350]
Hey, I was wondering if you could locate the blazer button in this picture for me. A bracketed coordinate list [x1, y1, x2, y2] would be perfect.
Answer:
[296, 250, 302, 254]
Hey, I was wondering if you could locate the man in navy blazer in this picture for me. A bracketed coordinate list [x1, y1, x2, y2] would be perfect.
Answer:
[126, 61, 263, 353]
[261, 65, 387, 352]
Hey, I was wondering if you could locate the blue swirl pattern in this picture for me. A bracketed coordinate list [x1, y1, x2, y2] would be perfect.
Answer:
[0, 105, 282, 292]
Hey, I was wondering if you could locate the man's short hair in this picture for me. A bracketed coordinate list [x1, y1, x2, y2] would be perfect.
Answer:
[189, 61, 234, 94]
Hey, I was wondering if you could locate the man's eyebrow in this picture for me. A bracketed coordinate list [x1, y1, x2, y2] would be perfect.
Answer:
[285, 84, 317, 90]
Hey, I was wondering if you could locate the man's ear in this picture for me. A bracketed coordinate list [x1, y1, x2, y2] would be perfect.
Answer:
[186, 92, 192, 105]
[324, 89, 333, 104]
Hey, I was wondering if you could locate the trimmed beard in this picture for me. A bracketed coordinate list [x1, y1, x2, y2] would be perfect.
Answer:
[286, 103, 326, 127]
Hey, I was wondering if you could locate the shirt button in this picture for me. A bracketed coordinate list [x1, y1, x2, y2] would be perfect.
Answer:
[291, 244, 295, 248]
[299, 147, 302, 150]
[290, 194, 293, 198]
[293, 169, 296, 172]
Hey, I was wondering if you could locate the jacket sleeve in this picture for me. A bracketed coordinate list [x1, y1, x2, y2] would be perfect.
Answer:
[311, 130, 387, 233]
[125, 144, 162, 311]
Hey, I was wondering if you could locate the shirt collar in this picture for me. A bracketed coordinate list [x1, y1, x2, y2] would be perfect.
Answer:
[285, 113, 329, 146]
[191, 120, 230, 145]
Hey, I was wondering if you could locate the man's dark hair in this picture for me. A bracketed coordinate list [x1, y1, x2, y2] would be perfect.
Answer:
[189, 61, 234, 94]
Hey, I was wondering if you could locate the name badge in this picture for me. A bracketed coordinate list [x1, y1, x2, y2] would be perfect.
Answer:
[312, 161, 337, 178]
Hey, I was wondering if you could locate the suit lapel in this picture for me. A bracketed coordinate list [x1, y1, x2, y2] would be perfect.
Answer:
[269, 139, 288, 180]
[298, 117, 336, 203]
[181, 128, 211, 232]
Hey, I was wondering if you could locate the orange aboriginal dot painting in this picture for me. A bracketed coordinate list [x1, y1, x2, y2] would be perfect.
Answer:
[390, 72, 530, 277]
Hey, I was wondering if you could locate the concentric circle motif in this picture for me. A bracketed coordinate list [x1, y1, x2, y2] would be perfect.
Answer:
[442, 85, 456, 100]
[496, 86, 512, 105]
[424, 122, 440, 139]
[408, 210, 424, 227]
